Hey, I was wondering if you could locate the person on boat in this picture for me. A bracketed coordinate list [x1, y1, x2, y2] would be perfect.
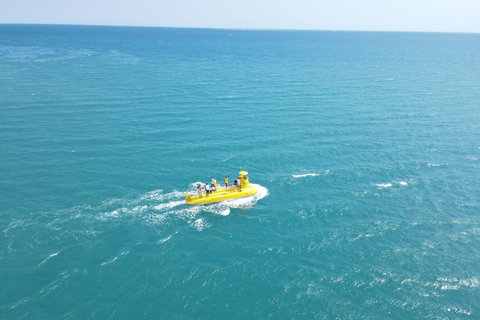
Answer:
[234, 178, 240, 191]
[205, 183, 211, 197]
[237, 177, 242, 191]
[196, 183, 203, 198]
[211, 179, 217, 191]
[224, 176, 229, 190]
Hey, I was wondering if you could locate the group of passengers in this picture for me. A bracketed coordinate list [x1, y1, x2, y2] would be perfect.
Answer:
[196, 178, 217, 198]
[195, 176, 245, 198]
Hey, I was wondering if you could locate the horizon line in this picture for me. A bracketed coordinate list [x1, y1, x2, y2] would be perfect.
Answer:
[1, 22, 479, 35]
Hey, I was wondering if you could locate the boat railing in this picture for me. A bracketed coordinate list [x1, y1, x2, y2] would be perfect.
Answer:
[213, 185, 243, 192]
[194, 185, 242, 195]
[189, 184, 245, 198]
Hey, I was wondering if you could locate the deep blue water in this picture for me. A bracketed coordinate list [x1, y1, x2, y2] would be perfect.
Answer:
[1, 24, 480, 319]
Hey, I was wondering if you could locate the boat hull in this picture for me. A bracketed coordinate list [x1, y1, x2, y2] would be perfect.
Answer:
[186, 185, 257, 204]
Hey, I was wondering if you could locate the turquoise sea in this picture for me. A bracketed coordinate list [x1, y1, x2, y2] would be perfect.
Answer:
[1, 24, 480, 319]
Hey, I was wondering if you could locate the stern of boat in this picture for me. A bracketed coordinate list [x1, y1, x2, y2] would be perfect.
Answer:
[186, 192, 193, 204]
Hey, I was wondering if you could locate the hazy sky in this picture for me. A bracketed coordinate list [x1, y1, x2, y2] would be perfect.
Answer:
[1, 0, 480, 33]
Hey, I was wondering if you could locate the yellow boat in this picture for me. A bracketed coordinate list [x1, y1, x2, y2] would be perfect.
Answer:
[186, 171, 257, 204]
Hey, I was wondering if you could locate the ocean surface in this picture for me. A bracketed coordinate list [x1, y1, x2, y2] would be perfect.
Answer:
[1, 24, 480, 319]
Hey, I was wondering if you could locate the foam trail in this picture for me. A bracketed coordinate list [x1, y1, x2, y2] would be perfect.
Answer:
[154, 200, 185, 211]
[375, 181, 408, 188]
[191, 218, 208, 231]
[39, 252, 60, 266]
[78, 183, 267, 238]
[96, 190, 186, 221]
[158, 232, 178, 244]
[201, 184, 268, 216]
[219, 209, 230, 216]
[292, 173, 319, 178]
[100, 251, 129, 266]
[427, 163, 442, 167]
[376, 183, 392, 188]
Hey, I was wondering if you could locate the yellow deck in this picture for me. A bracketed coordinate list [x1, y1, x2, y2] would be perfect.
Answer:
[186, 184, 257, 204]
